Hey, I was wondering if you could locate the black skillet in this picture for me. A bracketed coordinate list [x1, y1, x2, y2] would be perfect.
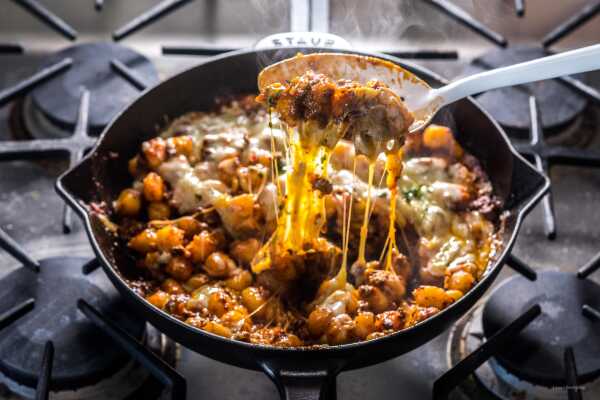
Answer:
[57, 45, 549, 400]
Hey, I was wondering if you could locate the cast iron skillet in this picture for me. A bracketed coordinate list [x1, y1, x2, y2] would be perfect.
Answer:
[57, 47, 549, 400]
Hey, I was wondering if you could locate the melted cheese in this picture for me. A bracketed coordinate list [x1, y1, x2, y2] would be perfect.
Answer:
[397, 156, 494, 278]
[252, 120, 342, 273]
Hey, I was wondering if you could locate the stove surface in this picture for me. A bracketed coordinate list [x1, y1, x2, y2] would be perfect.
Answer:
[1, 1, 600, 399]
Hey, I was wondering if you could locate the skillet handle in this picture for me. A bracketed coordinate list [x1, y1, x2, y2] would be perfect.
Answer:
[261, 364, 338, 400]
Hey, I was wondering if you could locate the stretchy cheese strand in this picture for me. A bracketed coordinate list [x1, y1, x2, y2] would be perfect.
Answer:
[337, 158, 357, 287]
[383, 152, 403, 271]
[357, 161, 375, 264]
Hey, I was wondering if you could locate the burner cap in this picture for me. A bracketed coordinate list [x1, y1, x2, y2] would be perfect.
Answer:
[30, 42, 159, 134]
[0, 257, 145, 390]
[482, 270, 600, 386]
[463, 46, 588, 132]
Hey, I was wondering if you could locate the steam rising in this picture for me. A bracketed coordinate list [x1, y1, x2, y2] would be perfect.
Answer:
[331, 0, 473, 48]
[249, 0, 482, 71]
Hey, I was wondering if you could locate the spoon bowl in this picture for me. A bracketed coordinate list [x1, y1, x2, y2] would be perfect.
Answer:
[257, 52, 438, 133]
[258, 45, 600, 134]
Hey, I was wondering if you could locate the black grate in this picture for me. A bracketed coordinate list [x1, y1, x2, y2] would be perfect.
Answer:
[0, 229, 182, 395]
[35, 341, 54, 400]
[541, 1, 600, 48]
[0, 86, 94, 233]
[112, 0, 195, 41]
[434, 252, 600, 399]
[10, 0, 77, 41]
[564, 347, 583, 400]
[77, 300, 187, 400]
[578, 251, 600, 326]
[423, 0, 507, 46]
[0, 42, 156, 233]
[0, 43, 24, 54]
[433, 304, 542, 399]
[516, 96, 600, 238]
[0, 293, 35, 331]
[0, 58, 73, 108]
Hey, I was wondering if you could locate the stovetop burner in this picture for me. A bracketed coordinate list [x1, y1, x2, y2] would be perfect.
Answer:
[462, 46, 589, 135]
[0, 256, 146, 391]
[482, 271, 600, 387]
[26, 42, 159, 136]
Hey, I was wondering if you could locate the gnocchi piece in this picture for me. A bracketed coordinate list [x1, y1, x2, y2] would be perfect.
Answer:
[161, 278, 185, 294]
[148, 202, 171, 220]
[166, 256, 194, 281]
[142, 137, 167, 169]
[156, 225, 185, 252]
[374, 310, 405, 331]
[207, 289, 234, 317]
[143, 172, 165, 202]
[213, 194, 260, 239]
[365, 269, 406, 302]
[445, 270, 475, 293]
[358, 285, 392, 314]
[217, 157, 240, 187]
[325, 314, 355, 345]
[422, 124, 463, 159]
[240, 286, 281, 322]
[274, 333, 303, 347]
[168, 135, 194, 158]
[128, 156, 140, 177]
[176, 216, 205, 237]
[115, 189, 142, 217]
[307, 306, 333, 337]
[128, 229, 157, 253]
[146, 290, 170, 309]
[202, 320, 232, 338]
[220, 310, 251, 332]
[229, 238, 261, 266]
[204, 252, 237, 278]
[183, 273, 210, 291]
[445, 289, 464, 301]
[413, 285, 454, 309]
[224, 269, 253, 291]
[353, 312, 375, 339]
[186, 231, 219, 263]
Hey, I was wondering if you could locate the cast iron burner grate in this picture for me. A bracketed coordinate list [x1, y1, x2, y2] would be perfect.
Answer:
[0, 232, 186, 399]
[0, 256, 145, 390]
[0, 42, 158, 232]
[26, 42, 158, 137]
[436, 250, 600, 400]
[513, 96, 600, 239]
[482, 271, 600, 387]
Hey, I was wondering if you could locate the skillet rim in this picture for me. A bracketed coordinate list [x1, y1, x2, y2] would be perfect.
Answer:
[56, 46, 550, 359]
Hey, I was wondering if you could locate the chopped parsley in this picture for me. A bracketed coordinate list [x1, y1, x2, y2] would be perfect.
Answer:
[276, 157, 287, 173]
[402, 185, 424, 202]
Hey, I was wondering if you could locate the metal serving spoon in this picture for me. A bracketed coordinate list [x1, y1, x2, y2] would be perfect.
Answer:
[258, 44, 600, 133]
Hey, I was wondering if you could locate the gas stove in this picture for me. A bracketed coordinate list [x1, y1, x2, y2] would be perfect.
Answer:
[1, 1, 599, 399]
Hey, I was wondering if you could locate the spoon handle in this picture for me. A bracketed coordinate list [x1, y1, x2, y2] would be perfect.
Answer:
[435, 44, 600, 106]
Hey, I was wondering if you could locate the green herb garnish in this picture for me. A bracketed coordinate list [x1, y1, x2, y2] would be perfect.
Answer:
[402, 186, 424, 202]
